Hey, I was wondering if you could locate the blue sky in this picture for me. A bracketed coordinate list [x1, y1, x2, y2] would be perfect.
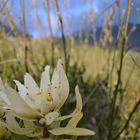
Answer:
[3, 0, 140, 37]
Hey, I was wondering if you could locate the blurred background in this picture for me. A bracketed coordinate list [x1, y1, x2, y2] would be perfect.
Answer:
[0, 0, 140, 140]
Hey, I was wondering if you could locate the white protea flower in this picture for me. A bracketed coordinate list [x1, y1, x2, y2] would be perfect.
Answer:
[0, 60, 95, 138]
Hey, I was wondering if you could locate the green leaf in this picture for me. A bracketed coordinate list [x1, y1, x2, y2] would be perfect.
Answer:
[57, 86, 82, 121]
[67, 112, 83, 128]
[49, 127, 95, 136]
[11, 133, 29, 140]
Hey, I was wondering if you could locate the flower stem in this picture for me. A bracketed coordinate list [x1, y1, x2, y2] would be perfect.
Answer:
[43, 126, 49, 138]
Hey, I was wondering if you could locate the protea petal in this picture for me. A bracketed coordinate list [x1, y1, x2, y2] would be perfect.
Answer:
[0, 92, 10, 106]
[54, 60, 69, 111]
[40, 65, 50, 93]
[40, 98, 53, 115]
[51, 64, 60, 90]
[14, 80, 28, 99]
[51, 67, 60, 107]
[5, 86, 42, 120]
[0, 79, 10, 105]
[24, 73, 40, 94]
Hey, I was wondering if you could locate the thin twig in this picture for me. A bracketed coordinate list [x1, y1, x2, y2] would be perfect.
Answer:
[21, 0, 29, 72]
[94, 0, 118, 24]
[46, 0, 55, 67]
[0, 0, 9, 14]
[131, 55, 140, 69]
[54, 0, 68, 73]
[83, 84, 99, 107]
[108, 0, 131, 139]
[0, 59, 19, 65]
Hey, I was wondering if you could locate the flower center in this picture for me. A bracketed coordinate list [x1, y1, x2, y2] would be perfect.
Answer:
[36, 91, 44, 96]
[36, 91, 53, 102]
[47, 92, 53, 102]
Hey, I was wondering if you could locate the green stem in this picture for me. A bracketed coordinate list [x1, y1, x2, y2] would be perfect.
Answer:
[54, 0, 68, 73]
[43, 126, 49, 138]
[108, 0, 131, 139]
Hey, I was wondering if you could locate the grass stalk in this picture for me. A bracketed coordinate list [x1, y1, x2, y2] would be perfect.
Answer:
[54, 0, 68, 73]
[46, 0, 55, 67]
[108, 0, 131, 139]
[21, 0, 29, 72]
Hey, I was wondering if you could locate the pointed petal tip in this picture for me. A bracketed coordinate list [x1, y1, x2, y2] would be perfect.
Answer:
[75, 85, 79, 91]
[45, 65, 50, 71]
[13, 80, 19, 87]
[24, 72, 30, 77]
[57, 59, 63, 66]
[24, 73, 30, 81]
[13, 80, 18, 84]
